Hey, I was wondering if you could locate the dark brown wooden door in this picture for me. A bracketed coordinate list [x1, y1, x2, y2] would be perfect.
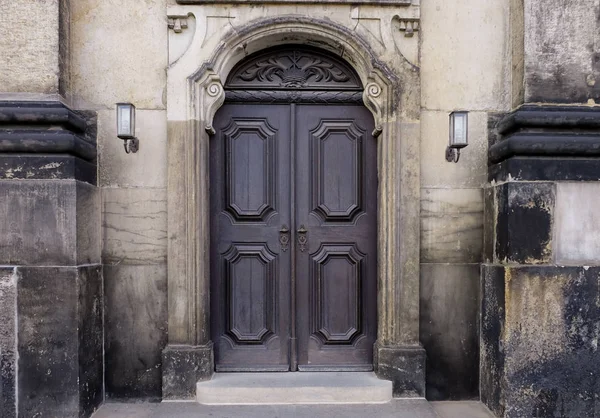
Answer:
[211, 102, 377, 372]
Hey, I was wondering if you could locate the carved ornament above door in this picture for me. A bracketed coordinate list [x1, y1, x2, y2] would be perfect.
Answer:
[226, 48, 363, 91]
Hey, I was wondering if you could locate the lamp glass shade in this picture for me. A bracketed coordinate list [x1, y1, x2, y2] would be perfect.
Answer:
[116, 103, 135, 139]
[449, 111, 468, 148]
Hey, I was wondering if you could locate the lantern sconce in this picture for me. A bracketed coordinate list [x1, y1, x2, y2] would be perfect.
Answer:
[116, 103, 139, 154]
[446, 111, 468, 163]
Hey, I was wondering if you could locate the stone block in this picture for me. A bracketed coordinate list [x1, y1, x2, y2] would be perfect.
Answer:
[97, 109, 167, 188]
[104, 264, 168, 399]
[162, 344, 215, 400]
[0, 268, 17, 417]
[524, 1, 600, 103]
[17, 265, 103, 418]
[374, 344, 426, 398]
[555, 183, 600, 265]
[420, 188, 483, 263]
[0, 180, 100, 266]
[71, 0, 167, 109]
[0, 1, 62, 94]
[0, 155, 97, 184]
[420, 111, 488, 188]
[481, 265, 600, 418]
[102, 187, 168, 264]
[420, 0, 509, 110]
[420, 263, 479, 400]
[495, 182, 555, 264]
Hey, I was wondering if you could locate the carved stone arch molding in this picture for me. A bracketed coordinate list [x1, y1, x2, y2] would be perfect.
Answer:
[163, 16, 424, 400]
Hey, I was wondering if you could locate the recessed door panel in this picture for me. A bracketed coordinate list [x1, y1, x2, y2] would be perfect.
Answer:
[311, 121, 365, 223]
[224, 119, 277, 222]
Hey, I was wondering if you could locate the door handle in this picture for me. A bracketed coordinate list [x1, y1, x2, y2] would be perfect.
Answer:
[297, 225, 308, 252]
[279, 225, 290, 252]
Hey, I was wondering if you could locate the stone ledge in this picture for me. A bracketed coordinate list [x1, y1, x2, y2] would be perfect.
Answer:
[0, 100, 97, 164]
[0, 101, 87, 133]
[489, 106, 600, 172]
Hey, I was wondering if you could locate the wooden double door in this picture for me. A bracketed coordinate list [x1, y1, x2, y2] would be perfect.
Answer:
[210, 102, 377, 372]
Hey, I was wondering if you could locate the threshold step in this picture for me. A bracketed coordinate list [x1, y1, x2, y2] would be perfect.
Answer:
[196, 372, 392, 405]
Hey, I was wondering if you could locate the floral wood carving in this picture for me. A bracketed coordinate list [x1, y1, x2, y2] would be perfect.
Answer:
[226, 48, 362, 90]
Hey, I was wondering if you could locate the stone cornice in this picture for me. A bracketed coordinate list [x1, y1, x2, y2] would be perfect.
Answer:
[0, 101, 96, 162]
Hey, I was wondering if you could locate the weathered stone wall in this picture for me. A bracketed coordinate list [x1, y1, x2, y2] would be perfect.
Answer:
[524, 0, 600, 103]
[0, 0, 70, 97]
[482, 106, 600, 417]
[64, 0, 516, 401]
[419, 0, 512, 400]
[0, 102, 102, 417]
[70, 0, 169, 400]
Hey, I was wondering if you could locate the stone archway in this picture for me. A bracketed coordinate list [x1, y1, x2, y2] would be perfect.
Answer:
[163, 15, 424, 399]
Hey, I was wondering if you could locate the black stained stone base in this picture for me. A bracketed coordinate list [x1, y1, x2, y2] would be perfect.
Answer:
[3, 265, 104, 418]
[374, 343, 426, 398]
[0, 268, 17, 418]
[481, 264, 600, 418]
[162, 344, 214, 400]
[494, 182, 555, 264]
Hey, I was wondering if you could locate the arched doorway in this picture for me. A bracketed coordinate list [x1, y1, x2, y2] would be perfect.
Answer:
[209, 46, 378, 372]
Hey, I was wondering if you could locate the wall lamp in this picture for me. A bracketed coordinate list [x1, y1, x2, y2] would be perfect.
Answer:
[116, 103, 139, 154]
[446, 111, 468, 163]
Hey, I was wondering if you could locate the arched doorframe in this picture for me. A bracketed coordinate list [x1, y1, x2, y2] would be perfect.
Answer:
[163, 16, 424, 399]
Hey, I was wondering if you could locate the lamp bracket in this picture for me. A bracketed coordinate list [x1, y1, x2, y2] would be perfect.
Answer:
[445, 146, 460, 163]
[123, 138, 139, 154]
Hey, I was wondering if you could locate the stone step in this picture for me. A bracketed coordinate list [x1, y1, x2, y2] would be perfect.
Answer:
[196, 372, 393, 405]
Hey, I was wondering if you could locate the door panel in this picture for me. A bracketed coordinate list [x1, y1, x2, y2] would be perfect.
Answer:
[210, 104, 291, 371]
[295, 104, 377, 370]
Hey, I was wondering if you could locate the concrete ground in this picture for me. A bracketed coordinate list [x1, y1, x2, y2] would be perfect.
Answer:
[92, 400, 495, 418]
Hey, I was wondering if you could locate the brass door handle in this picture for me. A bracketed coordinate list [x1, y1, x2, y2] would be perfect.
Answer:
[297, 225, 308, 252]
[279, 225, 290, 251]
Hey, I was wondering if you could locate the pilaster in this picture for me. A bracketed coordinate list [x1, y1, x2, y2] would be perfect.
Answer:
[482, 105, 600, 417]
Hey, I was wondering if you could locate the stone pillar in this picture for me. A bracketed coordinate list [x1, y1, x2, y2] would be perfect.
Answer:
[482, 105, 600, 417]
[373, 120, 426, 398]
[0, 2, 103, 417]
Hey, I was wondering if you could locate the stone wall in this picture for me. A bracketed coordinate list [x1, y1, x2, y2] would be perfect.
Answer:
[70, 0, 169, 400]
[419, 0, 512, 400]
[482, 106, 600, 417]
[0, 0, 70, 98]
[0, 102, 103, 417]
[524, 0, 600, 104]
[64, 0, 517, 401]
